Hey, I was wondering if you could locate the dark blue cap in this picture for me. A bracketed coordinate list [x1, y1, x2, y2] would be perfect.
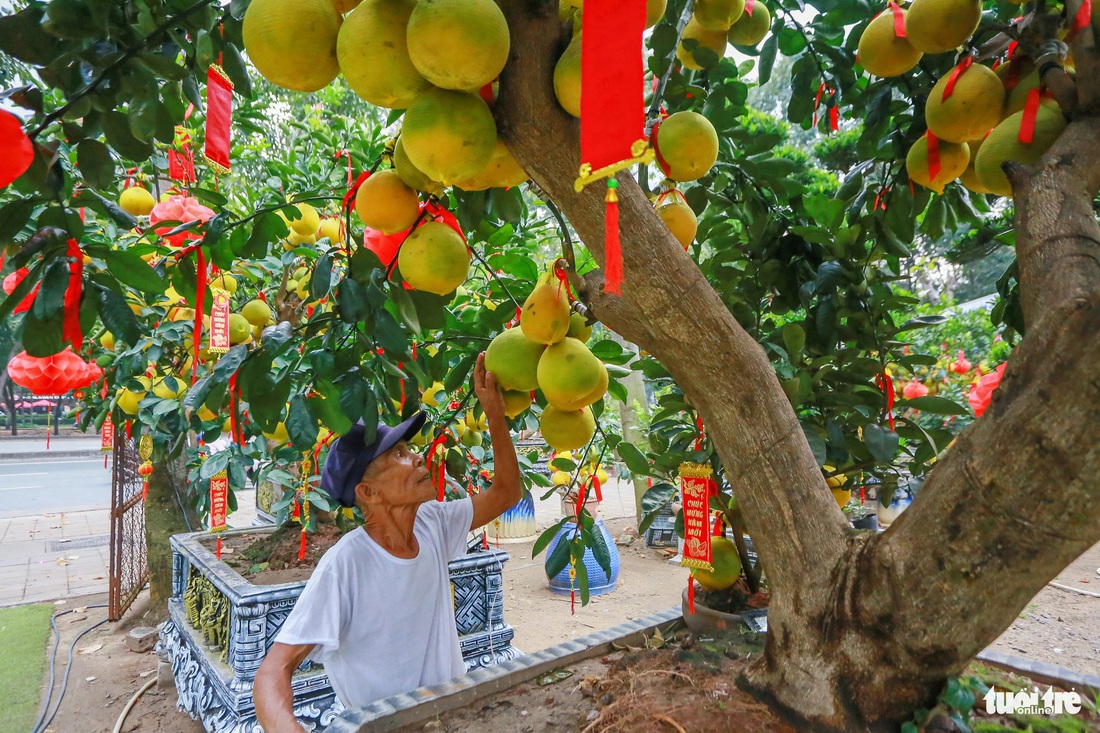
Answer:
[320, 411, 427, 508]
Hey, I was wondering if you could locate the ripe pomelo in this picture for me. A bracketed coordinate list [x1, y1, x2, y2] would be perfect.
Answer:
[398, 221, 471, 295]
[552, 470, 571, 487]
[407, 0, 510, 91]
[502, 389, 532, 418]
[394, 136, 445, 196]
[242, 299, 275, 328]
[958, 132, 990, 194]
[152, 375, 186, 400]
[521, 281, 571, 345]
[904, 0, 981, 54]
[356, 170, 421, 234]
[554, 33, 582, 118]
[119, 187, 155, 217]
[646, 0, 667, 28]
[540, 405, 595, 452]
[318, 217, 344, 244]
[692, 537, 742, 591]
[694, 0, 745, 30]
[402, 88, 497, 185]
[857, 10, 923, 77]
[337, 0, 430, 109]
[677, 17, 726, 70]
[229, 313, 253, 344]
[485, 327, 545, 391]
[925, 63, 1003, 143]
[725, 1, 770, 46]
[243, 0, 341, 92]
[537, 337, 603, 410]
[657, 196, 697, 248]
[100, 331, 115, 351]
[284, 203, 320, 236]
[263, 422, 289, 443]
[566, 312, 592, 343]
[580, 359, 608, 407]
[211, 273, 237, 294]
[652, 111, 719, 182]
[975, 103, 1067, 196]
[906, 134, 969, 193]
[454, 139, 528, 191]
[422, 381, 446, 408]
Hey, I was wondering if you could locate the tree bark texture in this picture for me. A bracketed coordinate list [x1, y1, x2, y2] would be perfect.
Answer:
[146, 454, 200, 608]
[496, 1, 1100, 729]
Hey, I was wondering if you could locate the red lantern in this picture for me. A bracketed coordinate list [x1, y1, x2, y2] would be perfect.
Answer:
[2, 268, 39, 314]
[902, 379, 929, 400]
[149, 195, 215, 248]
[7, 349, 97, 395]
[968, 362, 1007, 417]
[0, 111, 34, 189]
[950, 350, 972, 374]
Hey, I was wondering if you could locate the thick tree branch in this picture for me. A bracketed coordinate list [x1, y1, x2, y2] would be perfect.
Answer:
[495, 0, 850, 590]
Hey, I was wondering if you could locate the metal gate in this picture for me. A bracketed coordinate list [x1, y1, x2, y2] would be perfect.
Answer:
[109, 431, 148, 621]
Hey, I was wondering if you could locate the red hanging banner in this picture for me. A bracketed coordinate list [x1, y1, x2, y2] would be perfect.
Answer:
[101, 416, 114, 451]
[210, 471, 229, 532]
[62, 239, 84, 350]
[204, 65, 233, 174]
[680, 462, 714, 574]
[208, 290, 231, 354]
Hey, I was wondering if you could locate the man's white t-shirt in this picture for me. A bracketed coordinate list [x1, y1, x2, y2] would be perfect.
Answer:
[274, 497, 474, 708]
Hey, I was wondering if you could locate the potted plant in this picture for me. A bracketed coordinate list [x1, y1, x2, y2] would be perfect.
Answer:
[844, 499, 879, 531]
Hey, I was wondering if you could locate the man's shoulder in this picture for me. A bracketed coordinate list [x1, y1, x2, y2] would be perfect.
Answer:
[314, 527, 369, 571]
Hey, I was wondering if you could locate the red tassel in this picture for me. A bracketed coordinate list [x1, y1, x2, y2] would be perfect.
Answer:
[204, 66, 233, 173]
[192, 247, 207, 385]
[926, 131, 941, 182]
[63, 239, 83, 351]
[142, 479, 148, 502]
[104, 453, 108, 469]
[570, 587, 576, 615]
[482, 530, 489, 549]
[887, 0, 906, 37]
[687, 577, 695, 615]
[298, 527, 307, 561]
[604, 180, 622, 295]
[942, 56, 974, 102]
[1019, 88, 1041, 144]
[126, 420, 132, 440]
[216, 536, 222, 560]
[591, 475, 603, 503]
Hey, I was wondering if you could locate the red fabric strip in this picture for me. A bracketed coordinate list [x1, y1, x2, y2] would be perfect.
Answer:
[829, 106, 839, 132]
[1019, 88, 1041, 144]
[649, 119, 672, 176]
[62, 239, 83, 351]
[745, 0, 756, 15]
[687, 576, 695, 615]
[554, 259, 575, 301]
[192, 247, 206, 385]
[926, 131, 941, 182]
[342, 171, 371, 214]
[298, 526, 307, 561]
[712, 513, 722, 536]
[580, 0, 646, 173]
[204, 66, 233, 172]
[888, 1, 906, 37]
[591, 475, 603, 503]
[942, 56, 974, 102]
[1070, 0, 1092, 38]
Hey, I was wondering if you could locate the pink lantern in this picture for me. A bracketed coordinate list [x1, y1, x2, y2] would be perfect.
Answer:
[968, 362, 1007, 417]
[950, 350, 971, 374]
[902, 379, 929, 400]
[2, 268, 39, 314]
[149, 195, 215, 247]
[7, 349, 96, 395]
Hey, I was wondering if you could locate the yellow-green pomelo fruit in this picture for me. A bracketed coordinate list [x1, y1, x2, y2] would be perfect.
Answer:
[566, 312, 592, 342]
[926, 63, 1003, 143]
[1003, 70, 1051, 117]
[152, 375, 186, 400]
[318, 218, 344, 244]
[958, 133, 990, 194]
[906, 134, 969, 194]
[398, 221, 471, 295]
[485, 328, 545, 391]
[657, 197, 698, 247]
[537, 337, 604, 410]
[975, 104, 1067, 197]
[422, 381, 446, 408]
[119, 187, 155, 217]
[100, 331, 116, 351]
[904, 0, 981, 55]
[402, 88, 497, 185]
[337, 0, 430, 108]
[677, 17, 727, 70]
[243, 0, 341, 92]
[521, 281, 571, 345]
[242, 299, 274, 327]
[454, 139, 528, 191]
[653, 111, 719, 182]
[356, 169, 420, 234]
[286, 203, 320, 236]
[502, 390, 532, 418]
[695, 0, 745, 30]
[857, 10, 923, 77]
[580, 359, 608, 406]
[725, 1, 770, 46]
[540, 405, 595, 452]
[334, 0, 362, 12]
[228, 313, 252, 344]
[554, 32, 582, 118]
[394, 137, 445, 196]
[692, 537, 743, 591]
[263, 422, 289, 443]
[406, 0, 510, 91]
[646, 0, 667, 28]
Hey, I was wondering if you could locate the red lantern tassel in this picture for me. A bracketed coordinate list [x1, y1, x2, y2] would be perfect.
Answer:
[482, 530, 489, 549]
[216, 536, 222, 560]
[298, 526, 307, 561]
[62, 239, 84, 351]
[104, 453, 108, 469]
[570, 587, 576, 615]
[604, 179, 622, 295]
[142, 479, 148, 501]
[687, 576, 695, 615]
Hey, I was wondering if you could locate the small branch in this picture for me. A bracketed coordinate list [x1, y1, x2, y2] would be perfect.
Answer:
[384, 208, 430, 279]
[645, 0, 696, 135]
[468, 246, 523, 309]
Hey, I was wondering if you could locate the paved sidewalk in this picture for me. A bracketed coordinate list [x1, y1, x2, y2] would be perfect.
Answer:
[0, 436, 103, 460]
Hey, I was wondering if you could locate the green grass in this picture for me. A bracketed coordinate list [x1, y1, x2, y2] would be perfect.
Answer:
[0, 604, 55, 733]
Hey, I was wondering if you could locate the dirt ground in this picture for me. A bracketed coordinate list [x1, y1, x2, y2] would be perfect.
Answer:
[35, 524, 1099, 733]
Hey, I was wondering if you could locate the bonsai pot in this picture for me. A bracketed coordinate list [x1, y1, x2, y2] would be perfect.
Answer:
[544, 520, 620, 596]
[852, 514, 879, 531]
[680, 588, 768, 635]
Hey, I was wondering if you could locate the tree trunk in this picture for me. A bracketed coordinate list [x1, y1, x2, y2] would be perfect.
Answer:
[496, 2, 1100, 729]
[145, 453, 201, 609]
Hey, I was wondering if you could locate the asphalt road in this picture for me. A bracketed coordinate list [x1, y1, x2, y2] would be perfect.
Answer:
[0, 456, 112, 518]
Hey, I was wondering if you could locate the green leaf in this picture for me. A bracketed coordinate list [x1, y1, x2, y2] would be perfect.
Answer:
[287, 395, 319, 448]
[102, 111, 153, 162]
[545, 532, 572, 579]
[899, 396, 969, 416]
[617, 441, 650, 475]
[864, 423, 900, 463]
[758, 33, 778, 85]
[105, 250, 167, 294]
[0, 197, 37, 241]
[97, 285, 142, 346]
[896, 315, 948, 332]
[200, 451, 231, 480]
[782, 323, 805, 361]
[574, 545, 590, 606]
[641, 482, 676, 516]
[532, 519, 565, 558]
[76, 139, 115, 190]
[587, 524, 613, 583]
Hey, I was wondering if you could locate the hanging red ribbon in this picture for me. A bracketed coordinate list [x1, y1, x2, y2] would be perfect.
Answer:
[0, 111, 34, 189]
[604, 180, 622, 294]
[1069, 0, 1092, 38]
[926, 131, 941, 182]
[813, 83, 839, 132]
[298, 526, 308, 561]
[687, 575, 695, 615]
[1019, 88, 1041, 144]
[204, 65, 233, 174]
[553, 258, 575, 301]
[62, 239, 84, 351]
[335, 150, 353, 187]
[712, 512, 723, 536]
[942, 56, 974, 102]
[887, 0, 906, 37]
[193, 247, 207, 383]
[694, 415, 705, 451]
[591, 474, 603, 503]
[649, 118, 673, 177]
[745, 0, 756, 15]
[875, 372, 896, 429]
[342, 171, 371, 214]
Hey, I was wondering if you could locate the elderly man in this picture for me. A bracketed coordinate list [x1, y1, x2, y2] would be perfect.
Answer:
[255, 354, 520, 732]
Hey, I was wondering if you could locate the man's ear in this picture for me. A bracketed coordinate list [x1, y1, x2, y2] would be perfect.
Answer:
[354, 480, 377, 507]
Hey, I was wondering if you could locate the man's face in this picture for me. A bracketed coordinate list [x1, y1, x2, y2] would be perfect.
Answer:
[358, 441, 434, 508]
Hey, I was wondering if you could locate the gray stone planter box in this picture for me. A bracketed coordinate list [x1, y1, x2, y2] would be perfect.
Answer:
[158, 526, 519, 732]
